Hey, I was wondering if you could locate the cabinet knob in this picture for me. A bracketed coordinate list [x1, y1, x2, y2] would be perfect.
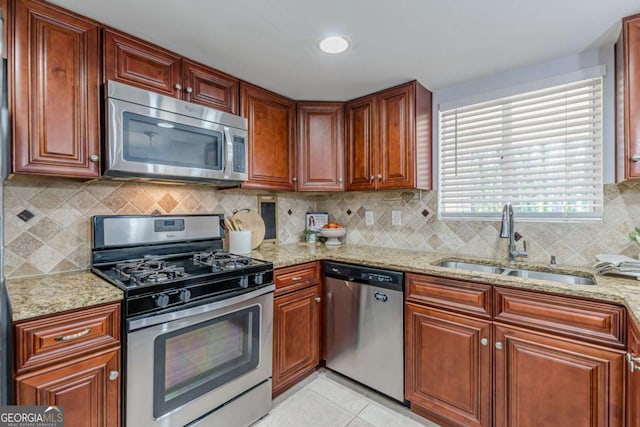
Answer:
[376, 174, 383, 180]
[174, 83, 182, 90]
[109, 371, 119, 381]
[292, 177, 297, 182]
[632, 154, 640, 162]
[338, 177, 343, 183]
[628, 353, 640, 373]
[89, 154, 99, 163]
[480, 338, 489, 346]
[315, 297, 321, 303]
[369, 175, 374, 183]
[495, 342, 503, 350]
[185, 86, 193, 93]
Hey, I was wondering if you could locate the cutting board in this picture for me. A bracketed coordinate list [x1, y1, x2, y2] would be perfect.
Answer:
[231, 209, 266, 249]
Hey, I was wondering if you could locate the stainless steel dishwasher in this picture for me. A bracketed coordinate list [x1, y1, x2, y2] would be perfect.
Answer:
[324, 261, 404, 402]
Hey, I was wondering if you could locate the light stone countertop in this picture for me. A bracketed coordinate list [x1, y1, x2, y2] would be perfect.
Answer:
[252, 243, 640, 326]
[6, 271, 124, 322]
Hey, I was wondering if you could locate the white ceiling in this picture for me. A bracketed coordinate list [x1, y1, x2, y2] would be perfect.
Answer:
[50, 0, 638, 101]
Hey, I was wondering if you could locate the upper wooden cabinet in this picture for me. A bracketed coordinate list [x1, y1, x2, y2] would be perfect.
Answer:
[617, 14, 640, 181]
[103, 28, 239, 114]
[296, 102, 345, 191]
[240, 82, 296, 190]
[12, 0, 101, 178]
[628, 317, 640, 427]
[346, 81, 432, 191]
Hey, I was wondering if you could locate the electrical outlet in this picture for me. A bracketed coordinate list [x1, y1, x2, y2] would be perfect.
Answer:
[365, 211, 374, 225]
[392, 210, 402, 226]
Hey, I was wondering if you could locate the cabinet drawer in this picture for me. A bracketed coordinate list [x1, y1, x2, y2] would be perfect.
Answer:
[274, 262, 320, 296]
[406, 273, 492, 318]
[15, 303, 121, 374]
[494, 287, 625, 348]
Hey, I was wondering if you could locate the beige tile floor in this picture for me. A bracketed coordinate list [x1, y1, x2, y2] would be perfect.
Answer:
[253, 370, 439, 427]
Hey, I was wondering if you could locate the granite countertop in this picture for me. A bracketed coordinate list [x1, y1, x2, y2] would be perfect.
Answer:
[252, 244, 640, 326]
[6, 271, 124, 322]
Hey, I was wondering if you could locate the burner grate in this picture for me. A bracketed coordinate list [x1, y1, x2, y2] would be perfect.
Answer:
[192, 251, 252, 272]
[114, 259, 189, 286]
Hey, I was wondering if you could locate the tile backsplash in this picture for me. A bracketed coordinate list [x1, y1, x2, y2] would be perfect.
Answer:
[316, 183, 640, 267]
[5, 175, 640, 278]
[4, 176, 316, 277]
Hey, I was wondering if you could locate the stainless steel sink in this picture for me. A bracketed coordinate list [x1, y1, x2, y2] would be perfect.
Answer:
[506, 269, 595, 285]
[436, 260, 596, 286]
[437, 261, 505, 274]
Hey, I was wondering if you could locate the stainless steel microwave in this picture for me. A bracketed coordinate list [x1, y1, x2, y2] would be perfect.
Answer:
[105, 81, 248, 184]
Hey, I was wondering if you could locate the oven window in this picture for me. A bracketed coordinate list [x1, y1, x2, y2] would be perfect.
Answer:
[122, 112, 224, 170]
[153, 305, 260, 418]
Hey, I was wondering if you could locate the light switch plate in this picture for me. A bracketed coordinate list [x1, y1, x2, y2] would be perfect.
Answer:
[392, 210, 402, 226]
[365, 211, 374, 225]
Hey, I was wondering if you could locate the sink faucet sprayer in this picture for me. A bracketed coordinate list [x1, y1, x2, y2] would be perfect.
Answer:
[499, 203, 528, 261]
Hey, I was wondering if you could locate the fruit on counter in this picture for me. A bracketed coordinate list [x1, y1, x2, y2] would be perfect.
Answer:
[323, 222, 343, 229]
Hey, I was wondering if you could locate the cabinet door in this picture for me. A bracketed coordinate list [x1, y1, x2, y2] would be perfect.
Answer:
[628, 317, 640, 427]
[622, 16, 640, 179]
[494, 324, 624, 427]
[103, 29, 181, 97]
[182, 59, 239, 114]
[345, 95, 377, 190]
[377, 82, 415, 189]
[13, 0, 100, 178]
[405, 303, 491, 427]
[16, 348, 120, 427]
[273, 285, 320, 396]
[240, 83, 296, 190]
[296, 102, 345, 191]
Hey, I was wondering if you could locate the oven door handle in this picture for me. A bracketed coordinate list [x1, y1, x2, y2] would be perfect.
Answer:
[128, 284, 275, 332]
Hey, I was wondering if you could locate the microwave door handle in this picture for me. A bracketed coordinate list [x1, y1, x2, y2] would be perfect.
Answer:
[223, 127, 233, 178]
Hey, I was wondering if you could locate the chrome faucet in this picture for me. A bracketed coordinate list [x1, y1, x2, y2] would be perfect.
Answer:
[500, 203, 527, 261]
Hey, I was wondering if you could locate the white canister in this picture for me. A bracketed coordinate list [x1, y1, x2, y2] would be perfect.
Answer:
[229, 230, 252, 254]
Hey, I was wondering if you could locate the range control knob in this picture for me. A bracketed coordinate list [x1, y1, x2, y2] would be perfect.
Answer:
[239, 276, 249, 289]
[156, 294, 170, 308]
[255, 273, 264, 285]
[179, 289, 192, 303]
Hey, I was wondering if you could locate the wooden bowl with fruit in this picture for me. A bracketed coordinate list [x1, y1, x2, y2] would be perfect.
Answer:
[319, 222, 346, 246]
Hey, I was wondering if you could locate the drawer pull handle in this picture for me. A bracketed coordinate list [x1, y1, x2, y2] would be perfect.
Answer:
[54, 329, 91, 342]
[109, 371, 119, 381]
[291, 276, 303, 281]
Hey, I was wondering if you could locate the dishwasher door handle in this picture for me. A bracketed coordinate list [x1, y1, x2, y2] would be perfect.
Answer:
[374, 292, 388, 302]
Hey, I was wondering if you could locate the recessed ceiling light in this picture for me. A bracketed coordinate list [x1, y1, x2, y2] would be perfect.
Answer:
[319, 35, 350, 54]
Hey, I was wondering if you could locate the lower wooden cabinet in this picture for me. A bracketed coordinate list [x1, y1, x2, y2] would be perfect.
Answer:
[405, 303, 491, 427]
[628, 317, 640, 427]
[16, 348, 120, 427]
[494, 324, 624, 427]
[272, 284, 321, 396]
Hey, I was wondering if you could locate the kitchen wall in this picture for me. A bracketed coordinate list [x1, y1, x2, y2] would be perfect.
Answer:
[317, 183, 640, 268]
[3, 175, 316, 278]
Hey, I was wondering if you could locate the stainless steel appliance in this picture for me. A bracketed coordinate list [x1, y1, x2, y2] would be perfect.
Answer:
[105, 81, 248, 184]
[92, 215, 273, 427]
[324, 262, 404, 402]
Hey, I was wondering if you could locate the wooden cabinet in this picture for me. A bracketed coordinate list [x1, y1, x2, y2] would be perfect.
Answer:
[272, 263, 321, 396]
[12, 0, 101, 178]
[16, 348, 120, 427]
[103, 28, 238, 113]
[296, 102, 345, 191]
[346, 81, 432, 191]
[405, 273, 626, 427]
[494, 324, 624, 427]
[617, 14, 640, 180]
[405, 302, 491, 427]
[240, 82, 296, 190]
[14, 303, 121, 427]
[628, 316, 640, 427]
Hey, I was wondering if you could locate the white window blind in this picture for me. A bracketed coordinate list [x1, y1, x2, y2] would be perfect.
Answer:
[439, 77, 603, 221]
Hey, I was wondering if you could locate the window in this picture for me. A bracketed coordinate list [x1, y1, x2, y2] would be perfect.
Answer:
[438, 77, 603, 221]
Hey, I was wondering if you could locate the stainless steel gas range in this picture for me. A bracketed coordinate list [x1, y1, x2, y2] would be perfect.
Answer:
[91, 214, 273, 427]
